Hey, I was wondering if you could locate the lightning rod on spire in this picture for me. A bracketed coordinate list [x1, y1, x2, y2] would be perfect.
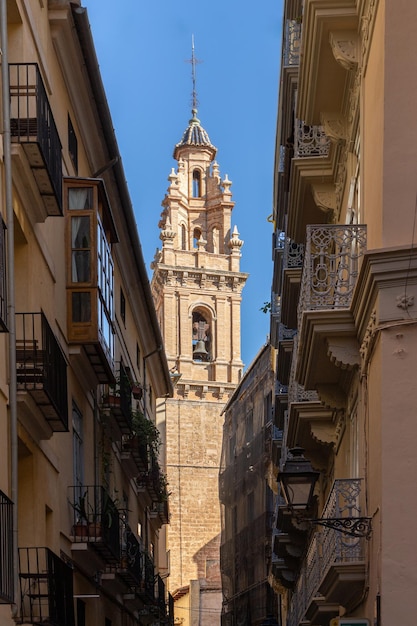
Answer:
[187, 35, 202, 115]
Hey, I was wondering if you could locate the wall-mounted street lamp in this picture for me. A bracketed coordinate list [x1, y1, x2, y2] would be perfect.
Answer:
[278, 447, 373, 539]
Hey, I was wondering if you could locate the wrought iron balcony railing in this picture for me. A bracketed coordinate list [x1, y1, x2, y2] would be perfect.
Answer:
[69, 485, 120, 563]
[0, 491, 13, 603]
[101, 362, 133, 434]
[16, 312, 68, 431]
[9, 63, 62, 216]
[298, 224, 367, 327]
[278, 323, 297, 342]
[142, 552, 155, 602]
[157, 574, 167, 617]
[287, 479, 367, 626]
[19, 547, 74, 626]
[283, 19, 301, 66]
[283, 238, 304, 270]
[288, 336, 319, 403]
[119, 523, 143, 587]
[294, 120, 330, 158]
[168, 593, 175, 626]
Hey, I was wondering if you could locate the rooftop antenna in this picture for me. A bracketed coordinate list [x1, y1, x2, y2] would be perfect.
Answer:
[187, 35, 202, 115]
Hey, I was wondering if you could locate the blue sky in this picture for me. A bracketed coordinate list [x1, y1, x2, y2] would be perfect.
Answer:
[87, 1, 283, 369]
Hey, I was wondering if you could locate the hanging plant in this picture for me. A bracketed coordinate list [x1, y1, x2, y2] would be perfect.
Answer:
[131, 410, 161, 456]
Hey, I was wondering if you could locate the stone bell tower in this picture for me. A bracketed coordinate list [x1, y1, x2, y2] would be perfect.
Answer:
[151, 99, 247, 624]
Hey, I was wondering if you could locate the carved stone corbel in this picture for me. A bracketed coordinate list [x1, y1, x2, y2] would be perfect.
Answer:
[316, 383, 347, 411]
[311, 183, 337, 217]
[310, 421, 336, 446]
[327, 337, 361, 370]
[329, 31, 359, 71]
[320, 113, 347, 142]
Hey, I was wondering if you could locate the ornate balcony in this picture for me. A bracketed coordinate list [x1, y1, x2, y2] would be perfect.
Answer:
[276, 323, 297, 386]
[283, 19, 301, 67]
[294, 120, 330, 159]
[274, 379, 288, 430]
[16, 312, 68, 437]
[281, 238, 305, 329]
[9, 63, 62, 219]
[286, 333, 336, 460]
[0, 491, 13, 603]
[296, 224, 367, 401]
[287, 122, 337, 243]
[19, 547, 74, 626]
[299, 224, 367, 317]
[287, 479, 367, 626]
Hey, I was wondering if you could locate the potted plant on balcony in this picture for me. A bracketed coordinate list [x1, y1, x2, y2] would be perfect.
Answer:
[71, 492, 90, 537]
[130, 409, 161, 455]
[131, 383, 143, 400]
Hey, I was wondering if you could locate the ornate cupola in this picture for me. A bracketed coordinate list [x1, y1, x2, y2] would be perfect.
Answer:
[151, 98, 247, 384]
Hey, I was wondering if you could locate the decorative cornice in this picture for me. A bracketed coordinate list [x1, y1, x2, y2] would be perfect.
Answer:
[153, 266, 248, 293]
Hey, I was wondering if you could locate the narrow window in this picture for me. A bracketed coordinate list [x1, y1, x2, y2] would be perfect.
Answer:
[120, 287, 126, 325]
[245, 409, 253, 442]
[68, 114, 78, 174]
[212, 226, 220, 254]
[192, 169, 201, 197]
[76, 600, 85, 626]
[136, 342, 141, 370]
[193, 227, 201, 249]
[181, 224, 187, 250]
[72, 402, 84, 494]
[0, 218, 7, 330]
[264, 391, 272, 425]
[192, 310, 211, 362]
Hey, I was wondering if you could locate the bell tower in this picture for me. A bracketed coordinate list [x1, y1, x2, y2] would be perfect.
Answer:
[151, 49, 247, 623]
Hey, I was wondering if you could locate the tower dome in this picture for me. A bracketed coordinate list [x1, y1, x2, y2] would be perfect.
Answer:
[173, 108, 217, 160]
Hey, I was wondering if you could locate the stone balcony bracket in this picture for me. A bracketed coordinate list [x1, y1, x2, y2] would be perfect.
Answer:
[329, 31, 359, 72]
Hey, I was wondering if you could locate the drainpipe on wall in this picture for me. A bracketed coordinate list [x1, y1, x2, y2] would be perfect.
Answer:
[1, 0, 19, 616]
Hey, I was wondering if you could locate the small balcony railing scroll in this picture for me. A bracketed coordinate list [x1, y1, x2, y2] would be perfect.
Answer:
[298, 224, 367, 327]
[283, 238, 304, 270]
[294, 119, 330, 158]
[287, 478, 367, 626]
